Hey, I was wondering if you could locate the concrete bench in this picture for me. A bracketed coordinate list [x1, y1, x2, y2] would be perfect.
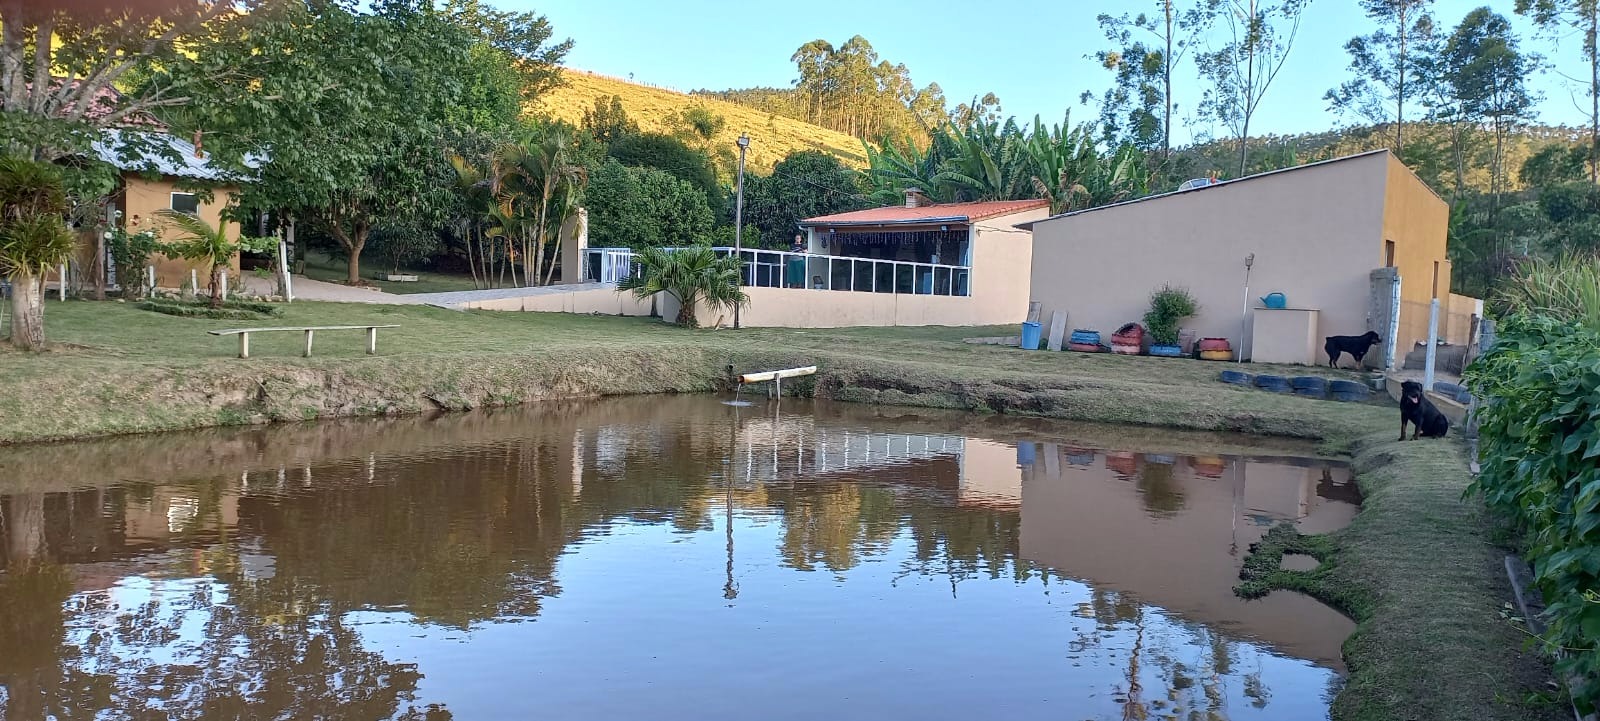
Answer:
[208, 325, 399, 358]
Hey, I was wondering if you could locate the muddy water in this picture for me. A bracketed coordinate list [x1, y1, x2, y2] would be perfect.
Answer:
[0, 396, 1357, 721]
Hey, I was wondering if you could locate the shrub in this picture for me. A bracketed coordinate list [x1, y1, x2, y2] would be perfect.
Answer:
[138, 298, 283, 320]
[106, 226, 160, 300]
[1467, 312, 1600, 711]
[1142, 284, 1199, 346]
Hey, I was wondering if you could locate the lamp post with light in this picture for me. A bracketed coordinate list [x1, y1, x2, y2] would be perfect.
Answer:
[734, 132, 749, 329]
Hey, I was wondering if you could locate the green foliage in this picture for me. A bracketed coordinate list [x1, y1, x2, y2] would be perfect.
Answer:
[617, 245, 747, 326]
[1193, 0, 1312, 174]
[1521, 143, 1590, 186]
[743, 151, 867, 248]
[678, 105, 726, 141]
[107, 226, 161, 299]
[585, 159, 713, 249]
[1142, 285, 1199, 345]
[607, 132, 722, 208]
[753, 35, 946, 144]
[582, 95, 639, 143]
[0, 156, 75, 277]
[138, 298, 284, 320]
[438, 0, 572, 103]
[1493, 256, 1600, 330]
[1092, 3, 1197, 156]
[1466, 307, 1600, 712]
[369, 223, 441, 274]
[155, 209, 266, 308]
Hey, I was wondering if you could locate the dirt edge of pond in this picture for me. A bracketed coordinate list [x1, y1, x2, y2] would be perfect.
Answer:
[0, 346, 1564, 721]
[1235, 434, 1564, 721]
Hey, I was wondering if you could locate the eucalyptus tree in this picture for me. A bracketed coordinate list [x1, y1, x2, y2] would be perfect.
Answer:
[1193, 0, 1311, 175]
[1516, 0, 1600, 183]
[1326, 0, 1436, 155]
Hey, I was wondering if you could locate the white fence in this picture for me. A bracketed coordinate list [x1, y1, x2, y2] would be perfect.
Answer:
[584, 246, 972, 297]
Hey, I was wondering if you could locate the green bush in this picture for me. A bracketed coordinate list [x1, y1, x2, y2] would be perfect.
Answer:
[1142, 285, 1199, 346]
[1467, 312, 1600, 711]
[138, 298, 283, 320]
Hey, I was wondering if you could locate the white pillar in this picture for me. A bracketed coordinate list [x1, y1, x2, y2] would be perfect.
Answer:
[190, 268, 198, 298]
[58, 264, 66, 300]
[219, 271, 227, 300]
[278, 238, 293, 301]
[147, 265, 156, 295]
[1423, 298, 1440, 390]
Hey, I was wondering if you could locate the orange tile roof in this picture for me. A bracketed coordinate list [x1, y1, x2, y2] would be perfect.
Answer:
[801, 199, 1050, 226]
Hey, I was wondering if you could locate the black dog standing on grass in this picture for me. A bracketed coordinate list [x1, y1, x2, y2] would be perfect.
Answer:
[1325, 331, 1383, 368]
[1399, 380, 1450, 440]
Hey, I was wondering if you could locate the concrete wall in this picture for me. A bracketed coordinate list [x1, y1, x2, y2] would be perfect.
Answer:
[971, 206, 1048, 324]
[122, 175, 242, 289]
[1251, 308, 1320, 365]
[1382, 153, 1453, 355]
[1029, 153, 1390, 360]
[462, 286, 655, 315]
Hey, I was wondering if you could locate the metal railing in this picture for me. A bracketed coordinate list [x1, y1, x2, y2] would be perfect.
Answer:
[584, 246, 971, 297]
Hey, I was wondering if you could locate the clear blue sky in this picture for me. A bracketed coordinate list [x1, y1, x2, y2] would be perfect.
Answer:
[514, 0, 1589, 144]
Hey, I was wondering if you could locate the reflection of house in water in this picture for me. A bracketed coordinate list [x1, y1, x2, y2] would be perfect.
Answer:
[1016, 442, 1358, 668]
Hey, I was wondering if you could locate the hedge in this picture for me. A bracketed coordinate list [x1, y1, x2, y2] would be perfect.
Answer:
[1467, 312, 1600, 711]
[138, 298, 284, 321]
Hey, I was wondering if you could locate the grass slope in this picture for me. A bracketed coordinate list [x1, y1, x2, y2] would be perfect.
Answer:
[536, 69, 868, 172]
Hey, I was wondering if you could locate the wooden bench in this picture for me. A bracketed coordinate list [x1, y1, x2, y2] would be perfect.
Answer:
[208, 325, 399, 359]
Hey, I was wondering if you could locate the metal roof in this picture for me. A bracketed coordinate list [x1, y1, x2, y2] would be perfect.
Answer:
[92, 128, 262, 182]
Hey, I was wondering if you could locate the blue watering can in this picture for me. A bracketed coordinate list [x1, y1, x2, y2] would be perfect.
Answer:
[1260, 292, 1287, 309]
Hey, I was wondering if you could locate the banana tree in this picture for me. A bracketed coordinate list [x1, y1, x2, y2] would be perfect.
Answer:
[0, 157, 77, 350]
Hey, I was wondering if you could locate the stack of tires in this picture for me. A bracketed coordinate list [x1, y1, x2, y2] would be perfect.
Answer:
[1110, 323, 1144, 355]
[1197, 337, 1233, 361]
[1069, 329, 1102, 353]
[1218, 370, 1253, 386]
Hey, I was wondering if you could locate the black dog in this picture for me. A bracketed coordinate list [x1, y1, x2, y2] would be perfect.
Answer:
[1399, 380, 1450, 440]
[1325, 331, 1383, 368]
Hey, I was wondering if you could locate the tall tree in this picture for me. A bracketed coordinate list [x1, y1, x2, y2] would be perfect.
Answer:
[0, 156, 75, 350]
[1093, 1, 1198, 161]
[583, 94, 638, 143]
[1193, 0, 1311, 175]
[743, 150, 866, 247]
[1326, 0, 1436, 155]
[0, 0, 245, 160]
[1444, 7, 1540, 212]
[439, 0, 572, 103]
[1517, 0, 1600, 183]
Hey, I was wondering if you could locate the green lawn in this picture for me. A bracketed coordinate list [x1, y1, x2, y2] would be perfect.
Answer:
[298, 250, 481, 295]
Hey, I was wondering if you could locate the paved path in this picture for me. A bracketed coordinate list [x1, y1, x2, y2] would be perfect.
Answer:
[244, 275, 611, 309]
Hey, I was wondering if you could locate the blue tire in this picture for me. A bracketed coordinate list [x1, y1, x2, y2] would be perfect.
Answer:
[1328, 379, 1369, 395]
[1218, 370, 1253, 386]
[1291, 376, 1328, 390]
[1255, 375, 1291, 393]
[1433, 381, 1464, 397]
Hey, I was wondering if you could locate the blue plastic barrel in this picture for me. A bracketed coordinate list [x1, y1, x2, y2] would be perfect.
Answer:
[1017, 442, 1037, 466]
[1021, 321, 1043, 350]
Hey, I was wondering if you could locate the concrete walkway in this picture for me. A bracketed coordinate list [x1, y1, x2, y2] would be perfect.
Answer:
[244, 275, 611, 309]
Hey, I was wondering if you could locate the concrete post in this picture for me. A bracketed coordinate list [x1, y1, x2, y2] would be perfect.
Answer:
[1424, 298, 1440, 389]
[58, 264, 66, 301]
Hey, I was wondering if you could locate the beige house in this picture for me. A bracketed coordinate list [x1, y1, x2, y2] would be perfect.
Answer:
[467, 193, 1050, 329]
[84, 129, 245, 291]
[1021, 150, 1476, 366]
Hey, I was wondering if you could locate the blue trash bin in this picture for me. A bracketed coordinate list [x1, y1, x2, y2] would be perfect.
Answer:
[1021, 321, 1042, 350]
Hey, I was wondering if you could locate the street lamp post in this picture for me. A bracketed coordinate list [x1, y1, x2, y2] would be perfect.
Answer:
[734, 132, 749, 329]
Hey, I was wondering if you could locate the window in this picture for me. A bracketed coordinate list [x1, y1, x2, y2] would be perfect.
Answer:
[169, 192, 200, 217]
[1384, 240, 1396, 268]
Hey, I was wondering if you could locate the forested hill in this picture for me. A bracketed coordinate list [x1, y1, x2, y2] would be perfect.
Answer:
[535, 70, 868, 174]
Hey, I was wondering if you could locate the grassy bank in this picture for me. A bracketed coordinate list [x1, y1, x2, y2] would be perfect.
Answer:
[0, 300, 1564, 720]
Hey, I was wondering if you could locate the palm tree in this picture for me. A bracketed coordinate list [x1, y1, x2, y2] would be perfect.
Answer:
[618, 246, 748, 327]
[489, 123, 588, 287]
[155, 209, 243, 308]
[0, 156, 77, 350]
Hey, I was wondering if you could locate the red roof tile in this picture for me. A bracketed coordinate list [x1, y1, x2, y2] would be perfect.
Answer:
[801, 199, 1050, 226]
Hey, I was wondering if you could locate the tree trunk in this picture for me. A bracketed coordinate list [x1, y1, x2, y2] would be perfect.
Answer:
[346, 223, 368, 284]
[209, 263, 224, 309]
[8, 271, 43, 350]
[674, 293, 697, 326]
[93, 216, 106, 301]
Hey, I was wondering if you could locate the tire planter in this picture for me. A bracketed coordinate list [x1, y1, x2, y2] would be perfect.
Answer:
[1197, 337, 1231, 352]
[1328, 379, 1369, 395]
[1254, 374, 1292, 393]
[1105, 453, 1138, 477]
[1110, 323, 1145, 355]
[1218, 370, 1253, 385]
[1068, 342, 1102, 353]
[1111, 343, 1141, 355]
[1070, 329, 1101, 346]
[1149, 344, 1183, 357]
[1290, 376, 1329, 391]
[1191, 455, 1226, 478]
[1199, 349, 1234, 361]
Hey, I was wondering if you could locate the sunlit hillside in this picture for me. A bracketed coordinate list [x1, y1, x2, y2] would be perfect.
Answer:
[534, 69, 869, 173]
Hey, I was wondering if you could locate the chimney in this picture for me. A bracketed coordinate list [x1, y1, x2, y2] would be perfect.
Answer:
[904, 187, 928, 208]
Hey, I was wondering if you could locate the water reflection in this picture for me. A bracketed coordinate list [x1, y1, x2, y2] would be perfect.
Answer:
[0, 397, 1355, 720]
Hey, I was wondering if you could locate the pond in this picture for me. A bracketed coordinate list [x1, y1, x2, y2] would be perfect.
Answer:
[0, 396, 1359, 720]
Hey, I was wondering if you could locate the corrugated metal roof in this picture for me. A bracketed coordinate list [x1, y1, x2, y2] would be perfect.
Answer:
[801, 199, 1050, 227]
[92, 129, 262, 182]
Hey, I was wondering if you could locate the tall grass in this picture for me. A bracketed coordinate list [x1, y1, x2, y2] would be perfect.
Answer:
[1494, 255, 1600, 332]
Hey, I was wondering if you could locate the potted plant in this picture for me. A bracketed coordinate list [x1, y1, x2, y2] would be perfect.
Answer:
[1143, 284, 1199, 357]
